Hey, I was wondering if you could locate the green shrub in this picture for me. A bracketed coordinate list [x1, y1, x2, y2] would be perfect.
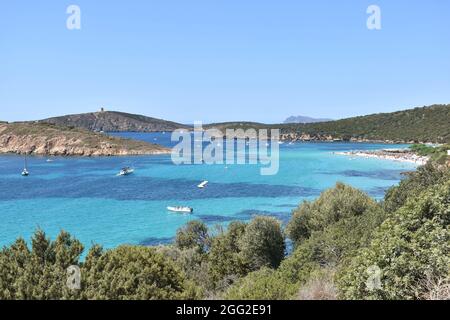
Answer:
[409, 144, 437, 156]
[337, 180, 450, 300]
[156, 245, 209, 296]
[0, 230, 83, 300]
[175, 220, 210, 253]
[224, 267, 297, 300]
[82, 245, 200, 300]
[384, 162, 449, 213]
[238, 216, 285, 270]
[208, 222, 250, 288]
[286, 183, 379, 246]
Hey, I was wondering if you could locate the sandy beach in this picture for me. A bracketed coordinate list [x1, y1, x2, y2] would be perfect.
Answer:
[335, 149, 429, 166]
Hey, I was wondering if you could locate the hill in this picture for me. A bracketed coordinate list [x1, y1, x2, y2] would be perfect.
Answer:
[39, 111, 190, 132]
[0, 122, 170, 156]
[207, 104, 450, 143]
[284, 104, 450, 143]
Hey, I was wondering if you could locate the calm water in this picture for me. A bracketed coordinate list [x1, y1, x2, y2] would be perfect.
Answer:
[0, 132, 416, 250]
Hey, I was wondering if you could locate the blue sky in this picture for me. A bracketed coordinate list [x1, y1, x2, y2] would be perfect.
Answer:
[1, 0, 449, 123]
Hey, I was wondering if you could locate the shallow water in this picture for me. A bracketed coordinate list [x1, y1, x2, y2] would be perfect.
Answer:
[0, 132, 416, 250]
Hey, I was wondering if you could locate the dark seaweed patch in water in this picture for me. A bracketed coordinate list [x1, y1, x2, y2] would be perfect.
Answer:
[367, 186, 390, 198]
[322, 169, 404, 181]
[196, 214, 237, 223]
[235, 209, 292, 224]
[0, 177, 320, 201]
[140, 236, 174, 246]
[272, 203, 298, 208]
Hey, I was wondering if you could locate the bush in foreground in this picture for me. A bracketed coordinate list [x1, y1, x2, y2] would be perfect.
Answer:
[239, 216, 285, 270]
[286, 183, 380, 246]
[0, 230, 83, 300]
[337, 181, 450, 299]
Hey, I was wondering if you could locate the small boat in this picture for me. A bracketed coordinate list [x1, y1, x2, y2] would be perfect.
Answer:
[117, 167, 134, 176]
[197, 180, 208, 188]
[21, 156, 29, 176]
[46, 159, 54, 162]
[167, 206, 193, 213]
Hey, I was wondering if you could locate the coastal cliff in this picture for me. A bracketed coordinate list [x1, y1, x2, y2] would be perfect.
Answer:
[0, 122, 170, 156]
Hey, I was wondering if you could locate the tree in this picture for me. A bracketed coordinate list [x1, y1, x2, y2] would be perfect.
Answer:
[224, 267, 297, 300]
[337, 180, 450, 300]
[384, 162, 449, 213]
[156, 245, 210, 296]
[286, 183, 379, 246]
[175, 220, 210, 253]
[208, 221, 249, 288]
[238, 216, 285, 270]
[82, 245, 200, 300]
[0, 229, 84, 300]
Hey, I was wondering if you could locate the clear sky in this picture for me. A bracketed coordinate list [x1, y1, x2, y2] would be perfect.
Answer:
[1, 0, 449, 123]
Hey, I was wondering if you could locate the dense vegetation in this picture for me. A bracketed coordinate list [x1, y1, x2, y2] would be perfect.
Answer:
[285, 104, 450, 143]
[1, 162, 449, 300]
[409, 143, 450, 164]
[208, 104, 450, 143]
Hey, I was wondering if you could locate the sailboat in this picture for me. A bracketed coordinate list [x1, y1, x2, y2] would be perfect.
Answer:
[21, 156, 29, 176]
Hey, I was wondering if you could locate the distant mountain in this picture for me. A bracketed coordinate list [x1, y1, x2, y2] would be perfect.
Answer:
[284, 115, 332, 124]
[38, 111, 190, 132]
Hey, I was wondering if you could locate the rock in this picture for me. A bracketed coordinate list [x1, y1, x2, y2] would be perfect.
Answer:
[0, 122, 170, 156]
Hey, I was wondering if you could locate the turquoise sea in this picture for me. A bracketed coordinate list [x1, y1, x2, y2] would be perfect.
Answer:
[0, 132, 416, 250]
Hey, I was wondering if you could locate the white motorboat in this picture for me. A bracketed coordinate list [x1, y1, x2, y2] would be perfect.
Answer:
[21, 156, 29, 176]
[117, 167, 134, 176]
[167, 206, 193, 213]
[197, 180, 208, 188]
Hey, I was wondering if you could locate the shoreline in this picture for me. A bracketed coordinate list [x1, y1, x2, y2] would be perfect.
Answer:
[334, 149, 429, 165]
[0, 123, 171, 157]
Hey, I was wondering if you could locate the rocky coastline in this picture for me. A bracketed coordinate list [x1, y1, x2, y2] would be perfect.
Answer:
[0, 122, 170, 156]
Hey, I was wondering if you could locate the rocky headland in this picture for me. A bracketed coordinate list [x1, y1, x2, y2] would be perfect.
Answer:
[0, 122, 170, 156]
